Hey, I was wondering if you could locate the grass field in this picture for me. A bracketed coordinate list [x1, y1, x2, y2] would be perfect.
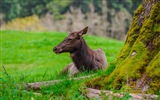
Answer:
[0, 30, 124, 99]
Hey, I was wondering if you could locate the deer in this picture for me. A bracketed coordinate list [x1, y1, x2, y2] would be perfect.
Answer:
[53, 27, 108, 76]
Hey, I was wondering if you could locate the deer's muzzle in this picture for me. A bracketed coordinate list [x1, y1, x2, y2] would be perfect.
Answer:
[53, 47, 62, 54]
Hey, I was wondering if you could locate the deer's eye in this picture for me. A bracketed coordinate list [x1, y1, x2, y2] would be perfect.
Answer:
[68, 38, 73, 41]
[67, 39, 72, 42]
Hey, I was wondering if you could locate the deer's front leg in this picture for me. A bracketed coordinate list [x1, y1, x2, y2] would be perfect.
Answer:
[59, 62, 79, 77]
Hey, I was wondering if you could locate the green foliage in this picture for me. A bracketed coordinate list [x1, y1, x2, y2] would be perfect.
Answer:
[1, 0, 141, 22]
[107, 0, 141, 15]
[46, 0, 72, 20]
[1, 0, 50, 21]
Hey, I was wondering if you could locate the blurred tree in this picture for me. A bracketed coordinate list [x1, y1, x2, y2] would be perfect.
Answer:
[107, 0, 141, 15]
[46, 0, 72, 20]
[1, 0, 141, 21]
[1, 0, 50, 21]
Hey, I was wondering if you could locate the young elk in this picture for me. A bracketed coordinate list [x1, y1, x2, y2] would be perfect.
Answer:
[53, 27, 107, 76]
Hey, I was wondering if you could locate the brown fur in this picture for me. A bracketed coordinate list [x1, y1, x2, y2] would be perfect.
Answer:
[53, 27, 107, 76]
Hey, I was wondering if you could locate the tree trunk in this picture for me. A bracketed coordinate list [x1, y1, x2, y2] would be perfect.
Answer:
[86, 0, 160, 94]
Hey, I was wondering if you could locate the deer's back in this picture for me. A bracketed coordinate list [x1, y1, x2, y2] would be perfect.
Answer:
[93, 48, 108, 69]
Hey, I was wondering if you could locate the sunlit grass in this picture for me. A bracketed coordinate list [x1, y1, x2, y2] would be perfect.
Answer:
[0, 30, 124, 99]
[0, 30, 123, 82]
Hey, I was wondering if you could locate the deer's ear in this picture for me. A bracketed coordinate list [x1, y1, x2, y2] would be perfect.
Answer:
[78, 27, 88, 36]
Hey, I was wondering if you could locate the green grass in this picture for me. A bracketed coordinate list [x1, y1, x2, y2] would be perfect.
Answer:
[0, 30, 124, 99]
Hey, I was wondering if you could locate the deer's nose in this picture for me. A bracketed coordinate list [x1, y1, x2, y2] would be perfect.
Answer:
[53, 47, 57, 52]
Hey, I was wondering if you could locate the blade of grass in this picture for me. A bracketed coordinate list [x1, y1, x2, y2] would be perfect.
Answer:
[2, 65, 10, 77]
[43, 68, 48, 78]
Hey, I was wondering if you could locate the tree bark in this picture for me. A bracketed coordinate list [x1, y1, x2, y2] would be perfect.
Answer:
[86, 0, 160, 94]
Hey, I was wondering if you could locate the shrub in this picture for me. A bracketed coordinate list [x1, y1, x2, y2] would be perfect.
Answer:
[1, 15, 46, 31]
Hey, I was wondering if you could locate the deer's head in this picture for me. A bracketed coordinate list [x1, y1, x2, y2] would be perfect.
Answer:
[53, 27, 88, 54]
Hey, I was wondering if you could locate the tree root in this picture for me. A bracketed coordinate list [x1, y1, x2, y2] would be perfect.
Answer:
[85, 88, 158, 100]
[22, 75, 95, 90]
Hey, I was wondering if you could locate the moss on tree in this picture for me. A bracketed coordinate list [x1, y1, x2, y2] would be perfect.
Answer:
[86, 0, 160, 94]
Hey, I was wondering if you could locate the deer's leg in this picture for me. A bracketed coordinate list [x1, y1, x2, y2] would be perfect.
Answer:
[59, 62, 79, 77]
[60, 62, 73, 75]
[68, 63, 79, 77]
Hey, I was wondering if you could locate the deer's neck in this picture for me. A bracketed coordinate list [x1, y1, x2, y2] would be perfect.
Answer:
[70, 38, 93, 71]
